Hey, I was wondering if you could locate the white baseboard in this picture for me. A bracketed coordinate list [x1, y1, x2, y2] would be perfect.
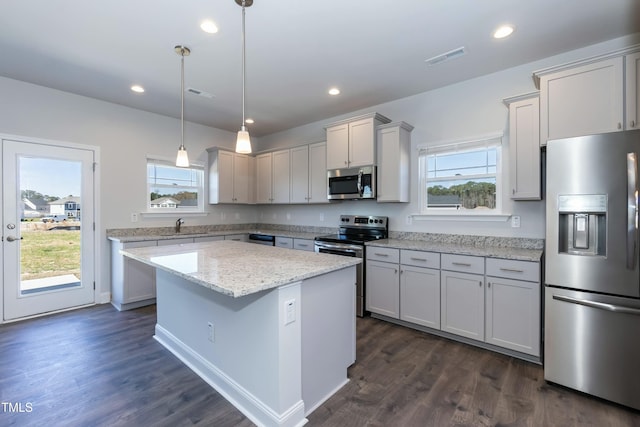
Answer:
[154, 324, 307, 427]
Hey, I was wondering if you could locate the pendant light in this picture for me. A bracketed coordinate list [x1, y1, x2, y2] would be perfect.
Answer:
[175, 45, 191, 167]
[235, 0, 253, 154]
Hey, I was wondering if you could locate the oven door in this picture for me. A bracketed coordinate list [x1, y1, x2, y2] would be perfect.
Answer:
[315, 241, 365, 316]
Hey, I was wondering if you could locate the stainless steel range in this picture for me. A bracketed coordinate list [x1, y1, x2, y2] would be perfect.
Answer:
[315, 215, 388, 317]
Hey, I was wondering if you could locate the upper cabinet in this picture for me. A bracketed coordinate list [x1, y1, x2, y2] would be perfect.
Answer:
[290, 142, 329, 204]
[325, 113, 391, 170]
[534, 46, 640, 145]
[256, 150, 290, 204]
[208, 148, 252, 204]
[504, 93, 541, 200]
[376, 121, 413, 203]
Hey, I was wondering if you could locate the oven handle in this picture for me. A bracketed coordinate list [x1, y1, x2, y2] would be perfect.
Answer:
[357, 169, 363, 197]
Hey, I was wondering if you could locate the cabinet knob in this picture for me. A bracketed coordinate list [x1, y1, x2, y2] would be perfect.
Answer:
[488, 282, 491, 288]
[479, 281, 482, 287]
[618, 122, 622, 130]
[632, 120, 637, 128]
[512, 188, 515, 195]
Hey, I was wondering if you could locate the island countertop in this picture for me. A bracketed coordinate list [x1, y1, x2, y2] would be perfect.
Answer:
[121, 240, 361, 298]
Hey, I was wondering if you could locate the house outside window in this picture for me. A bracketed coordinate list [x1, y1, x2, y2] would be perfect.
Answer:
[147, 158, 204, 212]
[419, 134, 503, 214]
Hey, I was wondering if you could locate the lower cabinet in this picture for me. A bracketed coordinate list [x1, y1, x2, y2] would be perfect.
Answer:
[440, 270, 485, 341]
[111, 240, 157, 311]
[400, 265, 440, 329]
[366, 246, 541, 360]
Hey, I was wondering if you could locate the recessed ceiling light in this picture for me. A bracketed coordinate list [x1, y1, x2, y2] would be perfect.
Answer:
[200, 20, 219, 34]
[493, 25, 515, 39]
[245, 118, 254, 124]
[131, 85, 145, 93]
[328, 88, 340, 96]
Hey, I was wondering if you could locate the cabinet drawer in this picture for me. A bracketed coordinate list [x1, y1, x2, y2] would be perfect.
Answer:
[366, 247, 399, 263]
[400, 250, 440, 269]
[293, 238, 314, 251]
[275, 237, 294, 249]
[486, 258, 539, 282]
[441, 254, 484, 274]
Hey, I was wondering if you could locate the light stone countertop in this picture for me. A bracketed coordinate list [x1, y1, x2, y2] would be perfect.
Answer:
[367, 239, 543, 262]
[121, 240, 360, 298]
[108, 228, 322, 243]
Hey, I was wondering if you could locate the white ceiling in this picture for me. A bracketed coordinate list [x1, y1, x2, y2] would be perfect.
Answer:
[1, 0, 639, 137]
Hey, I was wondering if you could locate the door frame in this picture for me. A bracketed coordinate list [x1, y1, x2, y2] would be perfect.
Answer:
[0, 132, 101, 323]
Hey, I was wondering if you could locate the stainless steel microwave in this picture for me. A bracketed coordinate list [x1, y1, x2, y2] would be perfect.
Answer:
[327, 165, 376, 200]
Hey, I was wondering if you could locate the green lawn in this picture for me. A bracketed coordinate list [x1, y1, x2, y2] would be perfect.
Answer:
[20, 229, 81, 280]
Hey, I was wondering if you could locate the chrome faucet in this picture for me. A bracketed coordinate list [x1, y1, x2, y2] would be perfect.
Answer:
[175, 218, 184, 233]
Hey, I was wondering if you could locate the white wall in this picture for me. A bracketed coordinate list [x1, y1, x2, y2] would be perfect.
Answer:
[0, 77, 258, 299]
[256, 34, 640, 239]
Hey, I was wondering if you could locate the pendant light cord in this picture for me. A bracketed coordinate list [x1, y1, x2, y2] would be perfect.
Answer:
[241, 1, 246, 129]
[180, 49, 185, 148]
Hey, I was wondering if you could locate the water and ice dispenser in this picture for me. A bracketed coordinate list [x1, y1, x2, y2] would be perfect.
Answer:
[557, 194, 607, 256]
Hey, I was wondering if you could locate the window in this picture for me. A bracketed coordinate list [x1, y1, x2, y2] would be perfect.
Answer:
[146, 158, 204, 212]
[419, 134, 502, 214]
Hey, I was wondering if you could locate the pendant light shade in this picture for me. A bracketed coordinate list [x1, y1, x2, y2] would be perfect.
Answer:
[175, 45, 191, 167]
[235, 0, 253, 154]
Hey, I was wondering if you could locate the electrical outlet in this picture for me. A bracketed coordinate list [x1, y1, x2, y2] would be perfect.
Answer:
[284, 299, 296, 325]
[207, 322, 215, 342]
[131, 213, 138, 223]
[511, 215, 521, 228]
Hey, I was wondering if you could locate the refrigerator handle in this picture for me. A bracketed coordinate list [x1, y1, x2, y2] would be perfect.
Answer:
[553, 294, 640, 316]
[627, 152, 638, 270]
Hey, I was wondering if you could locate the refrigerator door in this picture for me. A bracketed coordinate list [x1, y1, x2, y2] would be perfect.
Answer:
[545, 287, 640, 410]
[546, 130, 640, 298]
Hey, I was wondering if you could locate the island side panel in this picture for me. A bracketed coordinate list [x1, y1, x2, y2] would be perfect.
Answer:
[301, 266, 357, 414]
[153, 269, 305, 427]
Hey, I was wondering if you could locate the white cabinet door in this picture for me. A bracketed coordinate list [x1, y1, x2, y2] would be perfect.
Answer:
[272, 149, 291, 203]
[290, 145, 309, 203]
[508, 94, 541, 200]
[233, 153, 251, 204]
[377, 122, 412, 202]
[626, 51, 640, 130]
[440, 270, 484, 341]
[256, 153, 273, 203]
[308, 142, 328, 204]
[400, 265, 440, 329]
[216, 150, 234, 203]
[366, 259, 399, 318]
[326, 123, 349, 169]
[348, 117, 375, 167]
[485, 276, 540, 356]
[540, 57, 624, 143]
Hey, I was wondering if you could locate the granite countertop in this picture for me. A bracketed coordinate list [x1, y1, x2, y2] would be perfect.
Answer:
[121, 240, 360, 298]
[108, 228, 321, 243]
[367, 238, 543, 262]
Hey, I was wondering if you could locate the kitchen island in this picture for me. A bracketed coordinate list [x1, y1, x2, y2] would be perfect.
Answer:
[121, 240, 360, 427]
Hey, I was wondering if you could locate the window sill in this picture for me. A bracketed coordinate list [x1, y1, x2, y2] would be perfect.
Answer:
[140, 212, 209, 219]
[411, 212, 512, 222]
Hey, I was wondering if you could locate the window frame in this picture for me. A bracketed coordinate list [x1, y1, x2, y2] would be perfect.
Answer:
[417, 133, 506, 218]
[145, 156, 205, 214]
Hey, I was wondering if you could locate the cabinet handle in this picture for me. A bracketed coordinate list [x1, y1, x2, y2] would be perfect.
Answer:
[298, 244, 308, 247]
[375, 253, 389, 257]
[488, 282, 491, 288]
[452, 262, 472, 267]
[395, 269, 398, 274]
[512, 188, 515, 195]
[479, 281, 482, 287]
[499, 267, 524, 273]
[618, 122, 622, 130]
[632, 120, 637, 128]
[410, 257, 427, 262]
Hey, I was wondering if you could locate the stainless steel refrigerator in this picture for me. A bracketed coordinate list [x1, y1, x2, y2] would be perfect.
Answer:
[545, 130, 640, 410]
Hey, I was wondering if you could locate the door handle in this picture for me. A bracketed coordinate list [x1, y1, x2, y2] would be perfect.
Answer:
[627, 152, 638, 269]
[5, 236, 23, 242]
[553, 294, 640, 316]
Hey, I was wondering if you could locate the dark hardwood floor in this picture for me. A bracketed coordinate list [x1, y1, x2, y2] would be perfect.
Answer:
[1, 304, 639, 427]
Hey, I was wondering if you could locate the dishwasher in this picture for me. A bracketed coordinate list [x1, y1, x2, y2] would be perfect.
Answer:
[247, 233, 275, 246]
